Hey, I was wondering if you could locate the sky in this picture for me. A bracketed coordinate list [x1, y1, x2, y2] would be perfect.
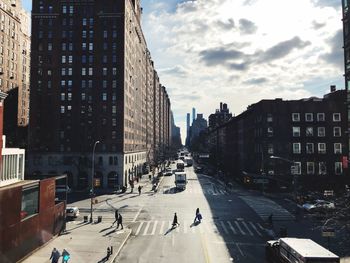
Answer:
[23, 0, 345, 144]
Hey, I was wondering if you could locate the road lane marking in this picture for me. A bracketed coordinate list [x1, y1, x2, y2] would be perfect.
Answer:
[236, 244, 244, 256]
[143, 221, 151, 235]
[135, 221, 144, 236]
[159, 221, 165, 235]
[249, 222, 262, 236]
[241, 221, 253, 236]
[227, 221, 237, 234]
[132, 207, 142, 222]
[200, 232, 211, 263]
[151, 221, 158, 235]
[235, 221, 246, 235]
[220, 221, 229, 234]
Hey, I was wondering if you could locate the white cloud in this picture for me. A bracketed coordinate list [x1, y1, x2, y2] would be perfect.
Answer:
[142, 0, 344, 143]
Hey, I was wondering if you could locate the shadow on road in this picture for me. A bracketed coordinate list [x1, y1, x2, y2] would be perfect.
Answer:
[164, 226, 178, 235]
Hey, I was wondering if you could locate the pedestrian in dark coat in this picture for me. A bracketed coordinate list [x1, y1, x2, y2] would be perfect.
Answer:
[116, 213, 123, 229]
[172, 213, 179, 228]
[112, 209, 118, 226]
[194, 208, 200, 223]
[138, 185, 142, 195]
[49, 248, 60, 263]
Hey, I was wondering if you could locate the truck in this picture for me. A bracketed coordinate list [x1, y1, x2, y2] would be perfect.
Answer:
[265, 238, 339, 263]
[174, 172, 187, 190]
[176, 160, 185, 171]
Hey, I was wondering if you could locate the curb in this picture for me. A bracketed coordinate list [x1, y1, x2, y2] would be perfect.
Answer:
[155, 175, 165, 192]
[109, 229, 132, 263]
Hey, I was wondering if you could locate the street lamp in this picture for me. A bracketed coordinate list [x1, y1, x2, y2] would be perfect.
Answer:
[90, 140, 100, 223]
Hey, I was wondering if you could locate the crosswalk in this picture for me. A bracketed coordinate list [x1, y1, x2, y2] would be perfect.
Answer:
[78, 207, 141, 223]
[132, 219, 265, 237]
[239, 196, 295, 221]
[162, 186, 228, 195]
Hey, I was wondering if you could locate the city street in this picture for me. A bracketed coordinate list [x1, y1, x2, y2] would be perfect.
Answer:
[65, 163, 348, 263]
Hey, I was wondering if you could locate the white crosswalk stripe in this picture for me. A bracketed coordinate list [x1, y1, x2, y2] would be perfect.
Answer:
[132, 220, 266, 238]
[162, 187, 228, 195]
[239, 196, 295, 221]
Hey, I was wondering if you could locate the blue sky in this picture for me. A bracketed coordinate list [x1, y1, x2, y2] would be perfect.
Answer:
[23, 0, 345, 143]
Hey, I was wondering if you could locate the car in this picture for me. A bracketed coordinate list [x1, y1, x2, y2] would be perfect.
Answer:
[66, 206, 80, 218]
[195, 166, 203, 173]
[302, 200, 335, 212]
[164, 171, 173, 176]
[165, 167, 172, 172]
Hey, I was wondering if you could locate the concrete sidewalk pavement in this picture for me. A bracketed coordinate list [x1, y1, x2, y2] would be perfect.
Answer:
[21, 221, 131, 263]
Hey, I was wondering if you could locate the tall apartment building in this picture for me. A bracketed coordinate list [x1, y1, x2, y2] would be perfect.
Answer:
[28, 0, 171, 189]
[208, 102, 232, 130]
[0, 0, 30, 127]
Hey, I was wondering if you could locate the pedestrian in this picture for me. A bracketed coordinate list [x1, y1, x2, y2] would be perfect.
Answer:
[194, 208, 202, 223]
[138, 185, 142, 195]
[49, 248, 60, 263]
[61, 249, 70, 263]
[116, 213, 123, 230]
[112, 209, 118, 226]
[172, 212, 179, 228]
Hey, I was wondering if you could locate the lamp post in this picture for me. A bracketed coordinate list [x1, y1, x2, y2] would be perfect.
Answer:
[90, 140, 100, 223]
[270, 155, 298, 199]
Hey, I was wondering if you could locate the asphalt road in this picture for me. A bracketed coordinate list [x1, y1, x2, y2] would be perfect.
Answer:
[66, 163, 348, 262]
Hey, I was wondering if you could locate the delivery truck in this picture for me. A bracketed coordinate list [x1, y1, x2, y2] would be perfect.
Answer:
[265, 238, 339, 263]
[174, 172, 187, 190]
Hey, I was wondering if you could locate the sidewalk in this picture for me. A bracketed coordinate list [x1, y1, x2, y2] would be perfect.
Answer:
[21, 221, 131, 263]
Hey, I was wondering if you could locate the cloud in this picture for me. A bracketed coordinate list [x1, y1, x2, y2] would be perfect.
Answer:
[312, 20, 326, 30]
[216, 18, 235, 31]
[199, 46, 246, 66]
[243, 77, 269, 85]
[320, 30, 344, 68]
[159, 65, 189, 77]
[311, 0, 340, 8]
[238, 18, 258, 35]
[259, 37, 311, 63]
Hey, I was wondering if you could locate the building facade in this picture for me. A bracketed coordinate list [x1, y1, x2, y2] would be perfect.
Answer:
[208, 102, 232, 130]
[212, 88, 349, 191]
[0, 0, 30, 128]
[27, 0, 171, 189]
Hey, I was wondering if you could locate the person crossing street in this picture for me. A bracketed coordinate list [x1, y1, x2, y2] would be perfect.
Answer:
[116, 213, 123, 230]
[138, 185, 142, 195]
[172, 213, 179, 228]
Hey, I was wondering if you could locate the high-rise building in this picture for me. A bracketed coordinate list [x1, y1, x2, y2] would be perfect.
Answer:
[0, 0, 30, 127]
[192, 107, 196, 123]
[186, 112, 190, 146]
[28, 0, 171, 189]
[208, 102, 232, 129]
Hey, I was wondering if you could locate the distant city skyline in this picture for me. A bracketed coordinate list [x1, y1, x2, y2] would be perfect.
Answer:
[23, 0, 345, 145]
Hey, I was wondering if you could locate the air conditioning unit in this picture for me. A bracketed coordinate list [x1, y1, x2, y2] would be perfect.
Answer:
[0, 68, 3, 74]
[11, 0, 16, 7]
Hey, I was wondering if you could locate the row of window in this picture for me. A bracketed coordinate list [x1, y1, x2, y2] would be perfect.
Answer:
[292, 113, 341, 122]
[292, 126, 341, 137]
[290, 162, 342, 175]
[292, 143, 342, 154]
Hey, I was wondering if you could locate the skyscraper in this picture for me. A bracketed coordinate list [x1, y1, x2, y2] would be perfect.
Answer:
[186, 113, 190, 146]
[192, 107, 196, 123]
[28, 0, 171, 189]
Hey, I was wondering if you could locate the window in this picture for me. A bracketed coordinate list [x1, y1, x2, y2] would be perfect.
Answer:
[82, 18, 87, 26]
[335, 162, 343, 175]
[61, 106, 65, 113]
[293, 143, 301, 154]
[103, 30, 108, 38]
[61, 93, 65, 101]
[334, 143, 342, 154]
[305, 113, 313, 122]
[88, 68, 93, 76]
[82, 42, 86, 50]
[333, 113, 341, 122]
[306, 143, 314, 154]
[318, 143, 326, 154]
[333, 127, 341, 137]
[103, 55, 107, 63]
[61, 56, 66, 64]
[82, 68, 86, 76]
[112, 68, 117, 75]
[103, 68, 107, 76]
[112, 106, 117, 114]
[317, 113, 325, 121]
[317, 127, 325, 137]
[21, 185, 39, 220]
[89, 43, 93, 51]
[267, 127, 273, 136]
[291, 162, 301, 175]
[62, 5, 67, 13]
[82, 30, 87, 38]
[292, 127, 300, 137]
[268, 144, 274, 154]
[307, 162, 315, 175]
[267, 114, 273, 122]
[102, 93, 107, 101]
[292, 113, 300, 122]
[319, 162, 327, 175]
[306, 127, 313, 136]
[103, 80, 107, 88]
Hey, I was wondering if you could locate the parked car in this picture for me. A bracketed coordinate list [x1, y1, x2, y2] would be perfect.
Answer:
[195, 166, 203, 173]
[164, 171, 173, 176]
[66, 206, 80, 218]
[302, 200, 335, 212]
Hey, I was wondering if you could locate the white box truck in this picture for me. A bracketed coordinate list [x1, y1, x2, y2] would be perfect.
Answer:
[174, 172, 187, 190]
[265, 238, 339, 263]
